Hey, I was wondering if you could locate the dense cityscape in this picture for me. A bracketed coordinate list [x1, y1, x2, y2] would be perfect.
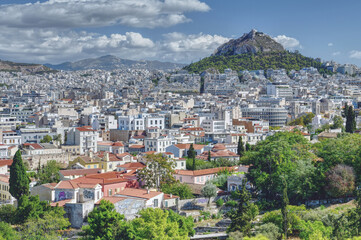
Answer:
[1, 0, 361, 240]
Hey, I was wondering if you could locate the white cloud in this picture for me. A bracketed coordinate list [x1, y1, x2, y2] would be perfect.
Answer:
[328, 43, 334, 47]
[0, 27, 228, 64]
[350, 50, 361, 59]
[332, 51, 340, 56]
[0, 0, 210, 29]
[273, 35, 300, 49]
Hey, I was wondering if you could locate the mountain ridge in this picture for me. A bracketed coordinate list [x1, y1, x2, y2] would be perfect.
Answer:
[0, 59, 54, 74]
[45, 55, 186, 71]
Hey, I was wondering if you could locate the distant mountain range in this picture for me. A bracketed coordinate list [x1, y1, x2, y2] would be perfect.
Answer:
[0, 59, 53, 74]
[45, 55, 186, 71]
[185, 29, 332, 75]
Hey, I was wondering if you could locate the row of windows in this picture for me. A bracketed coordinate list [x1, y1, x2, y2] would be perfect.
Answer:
[0, 184, 9, 191]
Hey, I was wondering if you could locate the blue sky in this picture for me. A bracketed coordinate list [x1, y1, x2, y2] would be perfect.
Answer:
[0, 0, 360, 66]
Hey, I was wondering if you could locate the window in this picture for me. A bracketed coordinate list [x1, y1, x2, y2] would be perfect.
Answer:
[109, 189, 112, 196]
[179, 177, 182, 182]
[153, 199, 158, 207]
[181, 162, 184, 167]
[165, 201, 168, 208]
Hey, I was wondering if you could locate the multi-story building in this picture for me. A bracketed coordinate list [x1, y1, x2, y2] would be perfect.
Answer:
[144, 136, 172, 153]
[66, 126, 98, 154]
[241, 107, 287, 127]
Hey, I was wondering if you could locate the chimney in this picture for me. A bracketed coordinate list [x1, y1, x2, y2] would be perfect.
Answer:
[89, 151, 93, 159]
[170, 193, 172, 198]
[105, 152, 110, 162]
[147, 189, 150, 194]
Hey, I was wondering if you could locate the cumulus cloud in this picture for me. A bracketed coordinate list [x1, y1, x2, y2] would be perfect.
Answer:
[328, 43, 334, 47]
[332, 51, 340, 56]
[0, 0, 210, 29]
[273, 35, 300, 49]
[0, 27, 228, 64]
[350, 50, 361, 59]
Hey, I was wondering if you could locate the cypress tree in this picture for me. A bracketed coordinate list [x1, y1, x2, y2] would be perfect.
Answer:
[207, 150, 211, 162]
[187, 144, 196, 159]
[237, 137, 245, 157]
[9, 150, 30, 200]
[245, 142, 251, 151]
[346, 105, 356, 133]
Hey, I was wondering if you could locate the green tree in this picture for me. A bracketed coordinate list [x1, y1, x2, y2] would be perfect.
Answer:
[0, 204, 16, 223]
[81, 200, 126, 240]
[237, 137, 245, 157]
[187, 144, 196, 159]
[126, 208, 194, 239]
[161, 182, 194, 200]
[245, 142, 251, 151]
[187, 144, 196, 170]
[36, 160, 61, 185]
[20, 210, 70, 240]
[331, 115, 344, 130]
[137, 153, 175, 190]
[281, 178, 290, 239]
[228, 185, 258, 235]
[201, 182, 217, 206]
[40, 135, 52, 143]
[0, 222, 20, 240]
[346, 105, 356, 133]
[243, 132, 316, 205]
[9, 149, 30, 200]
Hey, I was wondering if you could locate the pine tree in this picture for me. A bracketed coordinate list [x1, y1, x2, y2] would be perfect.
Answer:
[237, 137, 245, 157]
[281, 178, 289, 239]
[9, 150, 30, 200]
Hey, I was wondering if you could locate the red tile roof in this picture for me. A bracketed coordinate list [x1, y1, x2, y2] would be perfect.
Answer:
[95, 196, 127, 204]
[0, 159, 13, 167]
[59, 168, 102, 176]
[175, 167, 236, 176]
[76, 127, 96, 132]
[117, 188, 162, 199]
[174, 144, 205, 150]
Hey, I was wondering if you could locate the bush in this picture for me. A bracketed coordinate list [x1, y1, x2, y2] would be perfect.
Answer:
[200, 211, 211, 220]
[216, 198, 224, 207]
[225, 200, 237, 208]
[297, 220, 332, 240]
[257, 223, 281, 240]
[0, 204, 16, 223]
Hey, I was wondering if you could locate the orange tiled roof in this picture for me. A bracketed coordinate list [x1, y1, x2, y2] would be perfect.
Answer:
[175, 167, 236, 176]
[117, 188, 162, 200]
[174, 144, 204, 150]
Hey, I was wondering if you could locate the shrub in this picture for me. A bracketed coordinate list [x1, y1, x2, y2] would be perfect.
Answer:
[216, 198, 224, 207]
[257, 223, 281, 240]
[200, 211, 211, 220]
[225, 200, 237, 208]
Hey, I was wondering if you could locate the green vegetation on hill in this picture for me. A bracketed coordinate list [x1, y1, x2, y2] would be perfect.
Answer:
[184, 51, 333, 75]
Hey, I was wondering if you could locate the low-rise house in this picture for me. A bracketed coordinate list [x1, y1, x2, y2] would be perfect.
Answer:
[0, 174, 15, 204]
[59, 168, 102, 180]
[165, 143, 205, 158]
[174, 167, 236, 185]
[196, 144, 239, 162]
[97, 141, 125, 154]
[0, 160, 12, 174]
[116, 188, 164, 208]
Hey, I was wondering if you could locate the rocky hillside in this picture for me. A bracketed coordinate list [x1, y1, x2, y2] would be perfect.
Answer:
[184, 30, 332, 75]
[0, 59, 53, 74]
[213, 29, 284, 56]
[45, 55, 186, 71]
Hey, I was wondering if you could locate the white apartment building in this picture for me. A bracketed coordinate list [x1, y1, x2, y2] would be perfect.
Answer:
[66, 126, 98, 154]
[201, 119, 226, 133]
[144, 136, 172, 153]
